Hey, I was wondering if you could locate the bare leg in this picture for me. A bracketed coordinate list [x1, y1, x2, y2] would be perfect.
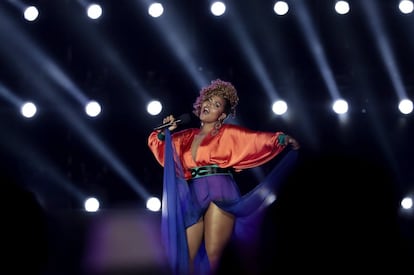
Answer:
[186, 219, 204, 273]
[204, 202, 235, 274]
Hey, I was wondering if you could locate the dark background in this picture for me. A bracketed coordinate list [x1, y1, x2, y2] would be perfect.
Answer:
[1, 0, 413, 274]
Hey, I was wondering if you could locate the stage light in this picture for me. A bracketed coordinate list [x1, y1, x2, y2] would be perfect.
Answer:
[332, 99, 348, 114]
[335, 1, 350, 15]
[148, 2, 164, 18]
[210, 1, 226, 17]
[273, 1, 289, 16]
[147, 100, 163, 115]
[23, 5, 39, 21]
[20, 101, 37, 118]
[85, 100, 102, 117]
[84, 197, 100, 212]
[86, 3, 103, 19]
[5, 0, 40, 22]
[398, 98, 413, 114]
[272, 100, 288, 115]
[399, 0, 414, 14]
[401, 196, 413, 211]
[146, 197, 161, 212]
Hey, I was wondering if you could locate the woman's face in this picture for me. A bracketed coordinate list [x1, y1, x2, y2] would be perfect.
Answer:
[199, 95, 226, 123]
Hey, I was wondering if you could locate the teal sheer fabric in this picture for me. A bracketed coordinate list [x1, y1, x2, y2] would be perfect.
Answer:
[161, 129, 191, 275]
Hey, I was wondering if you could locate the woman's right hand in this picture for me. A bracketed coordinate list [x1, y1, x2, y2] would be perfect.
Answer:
[162, 115, 178, 131]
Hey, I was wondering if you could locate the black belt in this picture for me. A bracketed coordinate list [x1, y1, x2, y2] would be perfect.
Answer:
[190, 165, 233, 179]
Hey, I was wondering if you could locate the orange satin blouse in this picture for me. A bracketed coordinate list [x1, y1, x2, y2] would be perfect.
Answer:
[148, 124, 287, 180]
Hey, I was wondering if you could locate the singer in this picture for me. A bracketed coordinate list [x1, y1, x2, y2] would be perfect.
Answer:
[148, 79, 300, 275]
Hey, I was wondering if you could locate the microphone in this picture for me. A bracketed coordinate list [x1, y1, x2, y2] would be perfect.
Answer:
[153, 113, 191, 131]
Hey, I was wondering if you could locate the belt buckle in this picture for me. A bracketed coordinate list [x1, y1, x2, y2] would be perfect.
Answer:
[197, 167, 210, 176]
[191, 166, 213, 178]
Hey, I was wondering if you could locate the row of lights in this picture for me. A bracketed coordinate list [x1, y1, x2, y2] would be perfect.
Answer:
[18, 96, 413, 120]
[20, 2, 103, 21]
[333, 0, 414, 15]
[147, 97, 414, 118]
[83, 186, 414, 217]
[18, 0, 414, 22]
[20, 100, 101, 118]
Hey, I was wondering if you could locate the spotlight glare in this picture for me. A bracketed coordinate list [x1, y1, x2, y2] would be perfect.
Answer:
[85, 100, 102, 117]
[332, 99, 348, 114]
[273, 1, 289, 16]
[148, 3, 164, 18]
[20, 101, 37, 118]
[84, 197, 100, 212]
[211, 1, 226, 16]
[147, 100, 162, 115]
[401, 196, 413, 209]
[335, 1, 350, 15]
[146, 197, 161, 212]
[24, 6, 39, 21]
[399, 0, 414, 14]
[272, 100, 288, 115]
[398, 98, 413, 114]
[87, 4, 103, 19]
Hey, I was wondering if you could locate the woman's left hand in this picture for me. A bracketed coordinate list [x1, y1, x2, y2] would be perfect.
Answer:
[286, 136, 300, 150]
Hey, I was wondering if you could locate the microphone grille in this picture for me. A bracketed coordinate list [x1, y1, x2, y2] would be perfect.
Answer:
[178, 113, 191, 124]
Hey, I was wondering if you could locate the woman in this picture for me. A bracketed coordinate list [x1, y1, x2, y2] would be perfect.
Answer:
[148, 79, 300, 275]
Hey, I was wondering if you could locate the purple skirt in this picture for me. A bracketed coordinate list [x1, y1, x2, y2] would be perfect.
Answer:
[185, 174, 241, 227]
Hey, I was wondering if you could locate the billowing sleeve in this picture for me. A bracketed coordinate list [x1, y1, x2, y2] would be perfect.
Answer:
[148, 129, 194, 168]
[148, 131, 166, 167]
[212, 125, 287, 171]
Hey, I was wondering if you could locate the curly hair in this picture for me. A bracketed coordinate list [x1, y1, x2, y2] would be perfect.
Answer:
[192, 79, 239, 118]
